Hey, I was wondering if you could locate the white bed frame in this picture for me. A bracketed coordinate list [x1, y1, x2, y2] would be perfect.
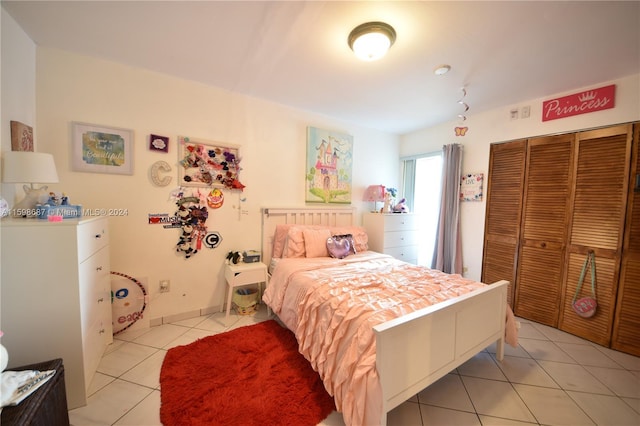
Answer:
[261, 207, 509, 425]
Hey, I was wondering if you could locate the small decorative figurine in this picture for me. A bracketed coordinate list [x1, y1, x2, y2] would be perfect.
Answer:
[34, 192, 82, 219]
[225, 251, 243, 264]
[393, 198, 408, 213]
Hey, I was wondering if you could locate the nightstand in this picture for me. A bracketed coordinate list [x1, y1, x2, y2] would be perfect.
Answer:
[222, 262, 269, 321]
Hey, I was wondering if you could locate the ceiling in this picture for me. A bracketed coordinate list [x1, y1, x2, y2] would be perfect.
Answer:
[3, 1, 639, 135]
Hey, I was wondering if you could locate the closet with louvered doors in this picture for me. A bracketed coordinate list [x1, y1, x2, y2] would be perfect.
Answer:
[557, 124, 633, 346]
[513, 133, 575, 327]
[611, 123, 639, 356]
[481, 140, 526, 306]
[482, 122, 638, 355]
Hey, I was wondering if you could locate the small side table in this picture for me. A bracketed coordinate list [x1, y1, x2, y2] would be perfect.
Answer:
[1, 358, 69, 426]
[222, 262, 269, 322]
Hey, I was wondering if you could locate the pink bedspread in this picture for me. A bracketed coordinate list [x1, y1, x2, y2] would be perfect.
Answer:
[263, 252, 513, 426]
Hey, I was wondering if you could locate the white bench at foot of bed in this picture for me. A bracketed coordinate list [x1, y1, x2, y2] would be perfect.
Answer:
[374, 279, 509, 425]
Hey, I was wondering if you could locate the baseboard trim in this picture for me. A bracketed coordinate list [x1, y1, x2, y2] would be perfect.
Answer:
[150, 304, 223, 327]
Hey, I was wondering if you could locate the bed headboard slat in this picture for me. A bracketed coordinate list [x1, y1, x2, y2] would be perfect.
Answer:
[261, 207, 356, 267]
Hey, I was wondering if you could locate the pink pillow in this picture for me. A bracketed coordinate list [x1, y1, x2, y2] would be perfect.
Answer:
[283, 225, 329, 258]
[303, 229, 331, 258]
[272, 224, 293, 258]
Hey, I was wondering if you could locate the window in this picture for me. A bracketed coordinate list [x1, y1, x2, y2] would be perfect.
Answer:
[401, 153, 443, 266]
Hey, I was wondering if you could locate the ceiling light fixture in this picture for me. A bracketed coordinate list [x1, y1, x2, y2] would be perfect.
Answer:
[348, 21, 396, 61]
[434, 64, 451, 75]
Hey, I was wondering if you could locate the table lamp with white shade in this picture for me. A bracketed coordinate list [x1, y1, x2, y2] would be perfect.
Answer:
[1, 151, 59, 217]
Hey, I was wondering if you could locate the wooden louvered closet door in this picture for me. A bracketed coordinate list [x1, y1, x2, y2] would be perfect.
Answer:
[611, 123, 640, 356]
[481, 140, 526, 306]
[558, 124, 633, 346]
[514, 134, 575, 326]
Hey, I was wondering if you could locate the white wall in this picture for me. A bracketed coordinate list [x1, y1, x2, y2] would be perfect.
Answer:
[0, 8, 38, 334]
[33, 47, 399, 324]
[401, 73, 640, 282]
[1, 8, 37, 203]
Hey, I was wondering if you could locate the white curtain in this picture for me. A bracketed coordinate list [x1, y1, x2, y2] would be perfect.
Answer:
[432, 143, 463, 274]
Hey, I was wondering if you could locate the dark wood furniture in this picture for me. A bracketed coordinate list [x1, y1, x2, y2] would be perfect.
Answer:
[1, 358, 70, 426]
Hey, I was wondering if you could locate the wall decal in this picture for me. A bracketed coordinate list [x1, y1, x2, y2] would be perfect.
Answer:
[148, 213, 178, 225]
[150, 160, 172, 186]
[454, 127, 468, 137]
[207, 188, 224, 209]
[204, 231, 222, 249]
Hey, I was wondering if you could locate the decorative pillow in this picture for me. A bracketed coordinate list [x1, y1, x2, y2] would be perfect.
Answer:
[331, 226, 369, 252]
[327, 234, 356, 259]
[272, 224, 293, 258]
[303, 228, 331, 258]
[283, 225, 329, 258]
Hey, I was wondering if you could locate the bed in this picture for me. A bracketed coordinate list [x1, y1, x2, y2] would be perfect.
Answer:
[261, 207, 514, 426]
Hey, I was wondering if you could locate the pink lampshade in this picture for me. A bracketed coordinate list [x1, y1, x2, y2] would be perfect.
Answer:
[363, 184, 385, 202]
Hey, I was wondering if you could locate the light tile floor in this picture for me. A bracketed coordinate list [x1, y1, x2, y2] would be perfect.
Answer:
[69, 309, 640, 425]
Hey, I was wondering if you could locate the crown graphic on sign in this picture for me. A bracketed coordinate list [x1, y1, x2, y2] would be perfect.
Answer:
[578, 91, 597, 102]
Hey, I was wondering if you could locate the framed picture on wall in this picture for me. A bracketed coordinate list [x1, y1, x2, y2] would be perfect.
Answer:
[71, 122, 134, 175]
[460, 173, 483, 201]
[10, 121, 34, 152]
[305, 126, 353, 204]
[149, 134, 169, 153]
[177, 136, 244, 189]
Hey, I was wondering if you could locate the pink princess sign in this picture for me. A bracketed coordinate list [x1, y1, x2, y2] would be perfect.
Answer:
[542, 84, 615, 122]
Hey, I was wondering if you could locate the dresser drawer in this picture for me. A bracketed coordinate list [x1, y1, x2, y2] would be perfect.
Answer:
[83, 313, 110, 390]
[383, 214, 418, 232]
[79, 246, 111, 387]
[225, 266, 267, 286]
[78, 218, 109, 262]
[385, 245, 418, 263]
[383, 230, 418, 248]
[79, 247, 110, 337]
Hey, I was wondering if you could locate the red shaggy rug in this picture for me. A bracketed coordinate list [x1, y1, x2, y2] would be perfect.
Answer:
[159, 320, 335, 426]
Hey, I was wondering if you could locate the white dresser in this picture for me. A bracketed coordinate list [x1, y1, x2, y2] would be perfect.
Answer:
[363, 213, 419, 264]
[1, 216, 113, 409]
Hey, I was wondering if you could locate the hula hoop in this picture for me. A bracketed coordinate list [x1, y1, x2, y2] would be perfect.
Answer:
[110, 271, 148, 336]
